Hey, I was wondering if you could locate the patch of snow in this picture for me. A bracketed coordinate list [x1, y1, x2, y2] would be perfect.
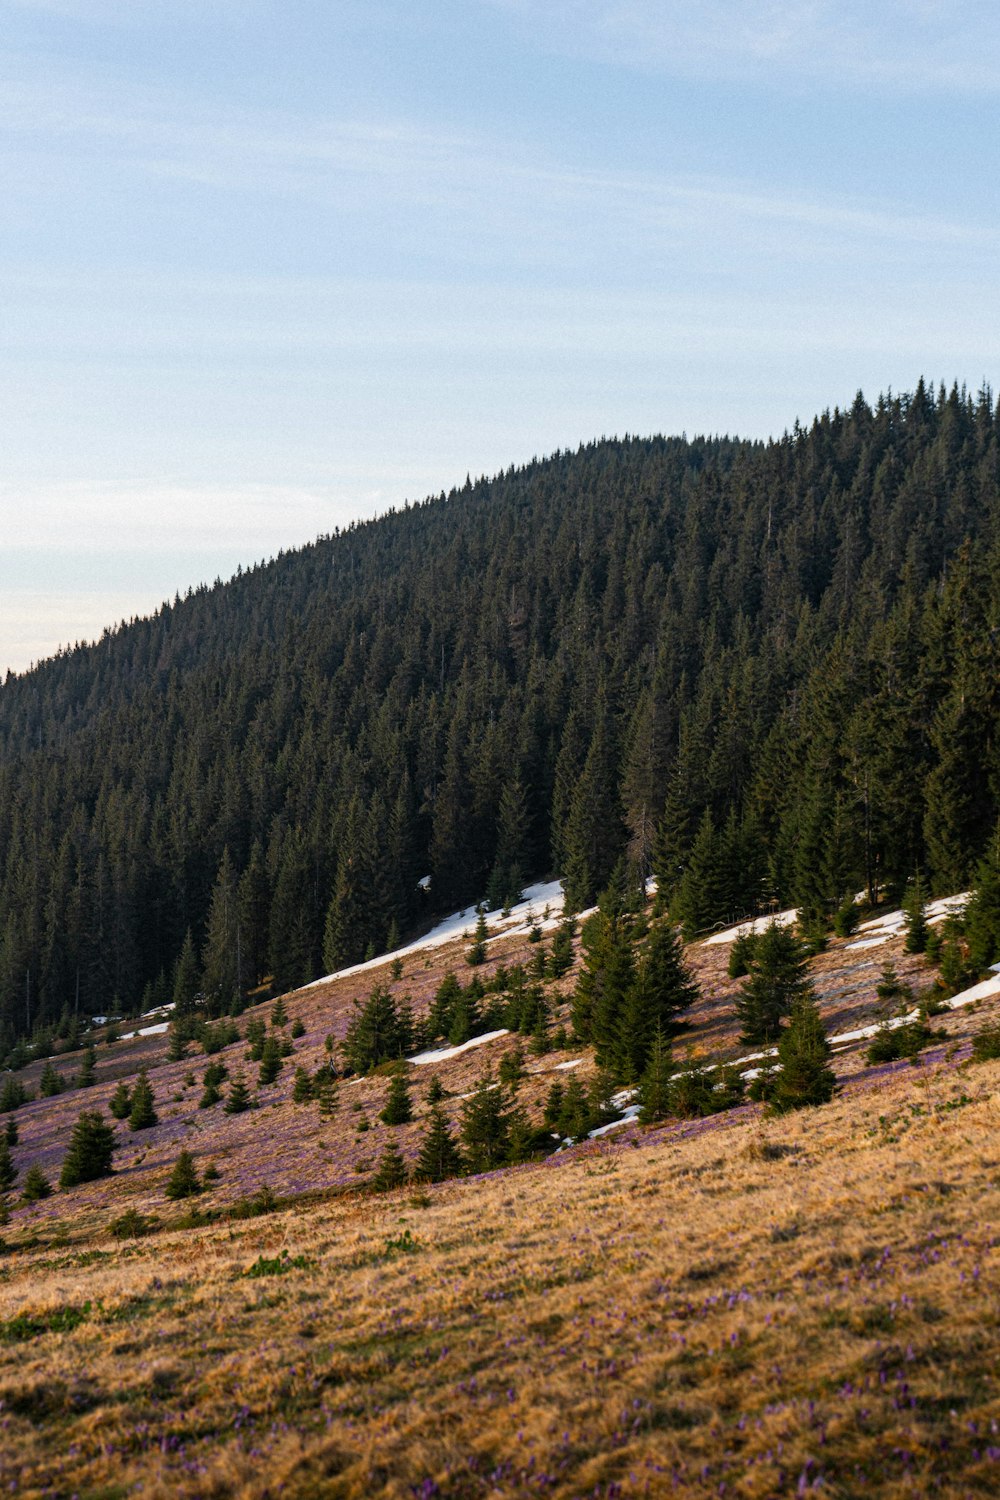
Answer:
[942, 974, 1000, 1010]
[588, 1103, 641, 1138]
[408, 1029, 510, 1067]
[141, 1003, 175, 1019]
[702, 909, 799, 947]
[845, 934, 892, 951]
[301, 880, 570, 991]
[554, 1058, 584, 1071]
[118, 1021, 170, 1040]
[90, 1015, 109, 1026]
[417, 874, 431, 891]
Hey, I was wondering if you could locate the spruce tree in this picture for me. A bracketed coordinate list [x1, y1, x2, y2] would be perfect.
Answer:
[371, 1139, 408, 1191]
[0, 1137, 16, 1194]
[109, 1080, 132, 1119]
[5, 1118, 16, 1146]
[637, 1026, 673, 1123]
[770, 996, 837, 1112]
[903, 872, 929, 954]
[224, 1076, 252, 1114]
[292, 1065, 313, 1103]
[60, 1110, 115, 1186]
[342, 984, 411, 1073]
[39, 1061, 65, 1097]
[380, 1069, 413, 1125]
[465, 910, 489, 967]
[426, 1073, 445, 1105]
[172, 928, 201, 1018]
[21, 1163, 52, 1202]
[313, 1068, 339, 1116]
[460, 1069, 511, 1172]
[76, 1043, 97, 1088]
[128, 1069, 157, 1130]
[965, 835, 1000, 972]
[165, 1148, 202, 1199]
[200, 1063, 226, 1109]
[201, 848, 240, 1012]
[415, 1105, 463, 1182]
[735, 922, 812, 1045]
[257, 1035, 283, 1086]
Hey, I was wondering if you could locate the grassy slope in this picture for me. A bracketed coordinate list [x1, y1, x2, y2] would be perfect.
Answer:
[1, 915, 1000, 1498]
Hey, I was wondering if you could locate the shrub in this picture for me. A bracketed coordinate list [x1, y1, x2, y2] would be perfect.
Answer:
[224, 1077, 252, 1114]
[371, 1140, 408, 1191]
[290, 1018, 306, 1039]
[109, 1207, 157, 1240]
[60, 1110, 115, 1188]
[971, 1025, 1000, 1063]
[380, 1070, 413, 1125]
[39, 1061, 66, 1098]
[228, 1184, 276, 1219]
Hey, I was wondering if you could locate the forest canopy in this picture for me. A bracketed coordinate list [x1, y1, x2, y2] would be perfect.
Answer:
[0, 381, 998, 1047]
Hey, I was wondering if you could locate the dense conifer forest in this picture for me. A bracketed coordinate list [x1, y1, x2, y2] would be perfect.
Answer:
[1, 380, 998, 1049]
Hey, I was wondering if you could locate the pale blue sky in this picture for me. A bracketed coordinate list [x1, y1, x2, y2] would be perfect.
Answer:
[2, 1, 998, 673]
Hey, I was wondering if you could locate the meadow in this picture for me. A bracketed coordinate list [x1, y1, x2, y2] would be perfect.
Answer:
[1, 905, 999, 1498]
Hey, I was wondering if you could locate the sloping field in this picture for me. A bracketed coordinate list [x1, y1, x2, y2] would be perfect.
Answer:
[1, 902, 999, 1498]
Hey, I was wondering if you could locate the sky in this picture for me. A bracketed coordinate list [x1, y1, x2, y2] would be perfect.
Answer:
[1, 1, 998, 675]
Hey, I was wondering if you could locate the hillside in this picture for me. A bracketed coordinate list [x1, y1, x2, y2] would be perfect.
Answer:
[1, 889, 1000, 1497]
[1, 381, 999, 1047]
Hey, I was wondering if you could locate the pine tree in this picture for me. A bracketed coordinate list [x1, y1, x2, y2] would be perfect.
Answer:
[76, 1043, 97, 1088]
[903, 872, 929, 954]
[128, 1069, 157, 1130]
[257, 1035, 283, 1086]
[465, 910, 489, 967]
[270, 996, 288, 1028]
[201, 848, 240, 1012]
[637, 1025, 673, 1123]
[60, 1110, 115, 1186]
[965, 833, 1000, 972]
[427, 1073, 445, 1105]
[39, 1060, 65, 1097]
[165, 1148, 202, 1199]
[0, 1137, 16, 1194]
[415, 1105, 464, 1182]
[224, 1076, 252, 1114]
[380, 1069, 413, 1125]
[109, 1080, 132, 1119]
[371, 1139, 408, 1191]
[770, 996, 837, 1112]
[342, 984, 411, 1073]
[292, 1065, 313, 1103]
[172, 928, 201, 1018]
[21, 1164, 52, 1202]
[735, 922, 812, 1045]
[313, 1068, 339, 1116]
[200, 1062, 226, 1109]
[5, 1118, 16, 1146]
[460, 1070, 511, 1172]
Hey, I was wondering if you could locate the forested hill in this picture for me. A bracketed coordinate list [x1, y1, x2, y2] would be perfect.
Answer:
[1, 380, 999, 1048]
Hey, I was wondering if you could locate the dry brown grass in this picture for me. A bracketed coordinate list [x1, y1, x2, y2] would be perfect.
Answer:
[2, 1045, 1000, 1498]
[2, 912, 999, 1497]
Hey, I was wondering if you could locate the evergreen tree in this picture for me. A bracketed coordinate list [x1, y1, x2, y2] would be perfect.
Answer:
[165, 1148, 202, 1199]
[0, 1137, 16, 1194]
[637, 1026, 673, 1123]
[415, 1104, 463, 1181]
[371, 1139, 408, 1191]
[39, 1060, 65, 1097]
[60, 1110, 115, 1186]
[201, 849, 240, 1012]
[735, 922, 813, 1045]
[342, 983, 411, 1073]
[257, 1035, 283, 1086]
[109, 1080, 132, 1119]
[292, 1065, 313, 1103]
[426, 1073, 445, 1105]
[466, 910, 489, 967]
[313, 1068, 339, 1116]
[270, 996, 288, 1027]
[76, 1043, 97, 1088]
[770, 996, 837, 1112]
[380, 1069, 413, 1125]
[21, 1164, 52, 1202]
[172, 928, 201, 1018]
[224, 1076, 252, 1114]
[965, 834, 1000, 972]
[903, 872, 929, 954]
[5, 1117, 16, 1146]
[0, 1078, 27, 1112]
[460, 1069, 511, 1172]
[200, 1062, 226, 1109]
[128, 1069, 157, 1130]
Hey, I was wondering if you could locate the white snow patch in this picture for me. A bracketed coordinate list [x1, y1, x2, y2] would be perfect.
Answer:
[417, 874, 431, 891]
[408, 1029, 510, 1067]
[856, 892, 970, 938]
[90, 1015, 109, 1026]
[588, 1103, 641, 1138]
[554, 1058, 584, 1071]
[301, 880, 569, 991]
[702, 909, 799, 946]
[118, 1021, 170, 1040]
[941, 973, 1000, 1010]
[845, 934, 892, 951]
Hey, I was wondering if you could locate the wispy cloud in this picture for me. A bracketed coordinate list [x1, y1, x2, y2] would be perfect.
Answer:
[485, 1, 1000, 92]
